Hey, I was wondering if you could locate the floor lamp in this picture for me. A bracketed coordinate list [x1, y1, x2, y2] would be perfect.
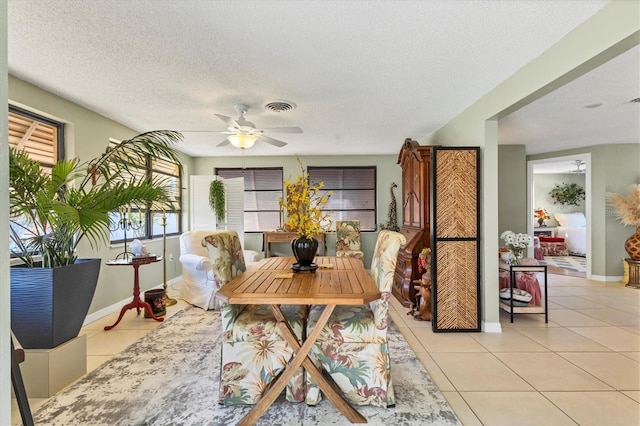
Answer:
[162, 210, 177, 306]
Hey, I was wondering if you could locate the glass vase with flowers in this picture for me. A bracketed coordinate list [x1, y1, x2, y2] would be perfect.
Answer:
[500, 230, 533, 265]
[284, 157, 332, 270]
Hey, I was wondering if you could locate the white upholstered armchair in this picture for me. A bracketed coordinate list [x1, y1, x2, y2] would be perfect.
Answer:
[179, 230, 259, 310]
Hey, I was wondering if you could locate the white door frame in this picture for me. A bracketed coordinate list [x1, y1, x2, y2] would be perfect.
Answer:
[527, 153, 591, 279]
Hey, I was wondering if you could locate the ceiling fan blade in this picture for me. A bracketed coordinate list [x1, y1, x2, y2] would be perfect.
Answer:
[215, 114, 240, 130]
[217, 139, 230, 147]
[259, 135, 287, 147]
[259, 126, 303, 134]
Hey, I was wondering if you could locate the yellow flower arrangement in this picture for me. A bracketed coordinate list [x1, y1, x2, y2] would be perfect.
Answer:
[283, 157, 332, 239]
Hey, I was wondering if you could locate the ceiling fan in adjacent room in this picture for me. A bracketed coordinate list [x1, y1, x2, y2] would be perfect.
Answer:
[571, 160, 586, 174]
[213, 103, 302, 150]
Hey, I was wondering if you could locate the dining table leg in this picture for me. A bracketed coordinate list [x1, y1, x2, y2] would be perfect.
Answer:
[237, 304, 367, 426]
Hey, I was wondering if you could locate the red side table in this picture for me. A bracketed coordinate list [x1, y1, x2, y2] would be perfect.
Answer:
[104, 257, 164, 331]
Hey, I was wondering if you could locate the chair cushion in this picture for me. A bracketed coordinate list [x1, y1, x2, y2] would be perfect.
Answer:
[336, 220, 362, 251]
[227, 304, 307, 342]
[336, 250, 364, 259]
[307, 304, 380, 343]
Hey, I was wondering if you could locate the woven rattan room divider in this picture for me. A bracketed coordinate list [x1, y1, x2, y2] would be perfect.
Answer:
[431, 147, 481, 332]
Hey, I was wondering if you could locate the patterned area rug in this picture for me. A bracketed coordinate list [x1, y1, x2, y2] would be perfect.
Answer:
[540, 255, 587, 272]
[33, 307, 460, 425]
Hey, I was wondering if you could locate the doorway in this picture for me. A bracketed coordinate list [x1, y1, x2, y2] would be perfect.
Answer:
[528, 154, 591, 278]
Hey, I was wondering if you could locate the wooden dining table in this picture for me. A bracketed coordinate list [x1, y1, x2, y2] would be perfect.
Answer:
[215, 256, 381, 425]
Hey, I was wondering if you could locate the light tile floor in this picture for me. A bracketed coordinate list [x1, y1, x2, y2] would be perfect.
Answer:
[12, 274, 640, 425]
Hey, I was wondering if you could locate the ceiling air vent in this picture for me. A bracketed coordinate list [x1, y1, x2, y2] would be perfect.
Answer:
[264, 100, 296, 113]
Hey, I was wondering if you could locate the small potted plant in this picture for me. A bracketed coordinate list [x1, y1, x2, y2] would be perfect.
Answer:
[208, 179, 226, 224]
[10, 130, 183, 348]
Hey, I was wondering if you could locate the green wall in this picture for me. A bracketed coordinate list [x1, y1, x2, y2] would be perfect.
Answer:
[498, 145, 527, 235]
[5, 1, 639, 334]
[529, 143, 640, 276]
[424, 1, 640, 329]
[192, 154, 402, 267]
[8, 75, 195, 315]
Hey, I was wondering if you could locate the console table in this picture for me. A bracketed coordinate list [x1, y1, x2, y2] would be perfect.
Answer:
[262, 231, 325, 258]
[533, 227, 556, 237]
[499, 263, 548, 323]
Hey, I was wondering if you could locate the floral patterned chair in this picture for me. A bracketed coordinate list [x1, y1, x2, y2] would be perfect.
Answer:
[219, 303, 308, 405]
[305, 229, 406, 408]
[335, 220, 365, 262]
[213, 230, 307, 405]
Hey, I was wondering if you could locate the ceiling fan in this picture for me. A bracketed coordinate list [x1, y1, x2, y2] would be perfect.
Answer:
[571, 160, 586, 174]
[214, 103, 302, 149]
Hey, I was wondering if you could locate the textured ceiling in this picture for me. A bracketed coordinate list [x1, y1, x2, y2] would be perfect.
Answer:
[9, 0, 636, 158]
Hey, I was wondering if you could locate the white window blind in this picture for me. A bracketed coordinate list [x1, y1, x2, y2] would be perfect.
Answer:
[8, 106, 63, 169]
[217, 168, 283, 232]
[308, 166, 377, 231]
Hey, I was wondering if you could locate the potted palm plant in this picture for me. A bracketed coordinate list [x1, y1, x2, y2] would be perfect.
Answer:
[10, 130, 183, 348]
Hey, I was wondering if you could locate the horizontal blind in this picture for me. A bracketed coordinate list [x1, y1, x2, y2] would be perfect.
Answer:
[8, 110, 59, 168]
[217, 168, 283, 232]
[309, 166, 377, 231]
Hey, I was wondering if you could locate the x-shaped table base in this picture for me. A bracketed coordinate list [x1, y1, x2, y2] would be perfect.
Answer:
[237, 304, 367, 425]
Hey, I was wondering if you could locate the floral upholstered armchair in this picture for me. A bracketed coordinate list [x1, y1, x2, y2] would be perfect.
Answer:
[305, 229, 406, 408]
[335, 220, 365, 261]
[219, 302, 308, 405]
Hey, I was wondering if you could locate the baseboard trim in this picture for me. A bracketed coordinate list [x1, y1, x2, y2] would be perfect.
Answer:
[590, 274, 623, 282]
[482, 321, 502, 333]
[83, 277, 182, 326]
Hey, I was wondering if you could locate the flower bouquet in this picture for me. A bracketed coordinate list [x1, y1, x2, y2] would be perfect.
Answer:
[283, 157, 332, 239]
[283, 156, 332, 269]
[500, 230, 533, 265]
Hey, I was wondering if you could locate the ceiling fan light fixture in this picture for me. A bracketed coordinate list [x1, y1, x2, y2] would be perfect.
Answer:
[228, 134, 257, 149]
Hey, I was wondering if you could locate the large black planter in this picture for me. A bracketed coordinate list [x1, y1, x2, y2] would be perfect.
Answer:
[10, 258, 101, 349]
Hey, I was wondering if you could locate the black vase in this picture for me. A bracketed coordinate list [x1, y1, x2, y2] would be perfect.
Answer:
[291, 236, 319, 267]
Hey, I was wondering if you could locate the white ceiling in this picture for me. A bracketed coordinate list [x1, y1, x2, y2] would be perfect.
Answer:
[8, 0, 638, 158]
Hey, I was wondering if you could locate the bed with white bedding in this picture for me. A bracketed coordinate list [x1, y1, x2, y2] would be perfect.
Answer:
[556, 226, 586, 256]
[554, 212, 587, 257]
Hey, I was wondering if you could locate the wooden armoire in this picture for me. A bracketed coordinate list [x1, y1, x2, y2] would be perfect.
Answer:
[392, 139, 436, 307]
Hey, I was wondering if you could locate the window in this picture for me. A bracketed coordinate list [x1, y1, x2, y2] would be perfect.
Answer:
[9, 106, 65, 255]
[216, 168, 283, 232]
[8, 105, 64, 169]
[308, 166, 377, 231]
[109, 141, 182, 243]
